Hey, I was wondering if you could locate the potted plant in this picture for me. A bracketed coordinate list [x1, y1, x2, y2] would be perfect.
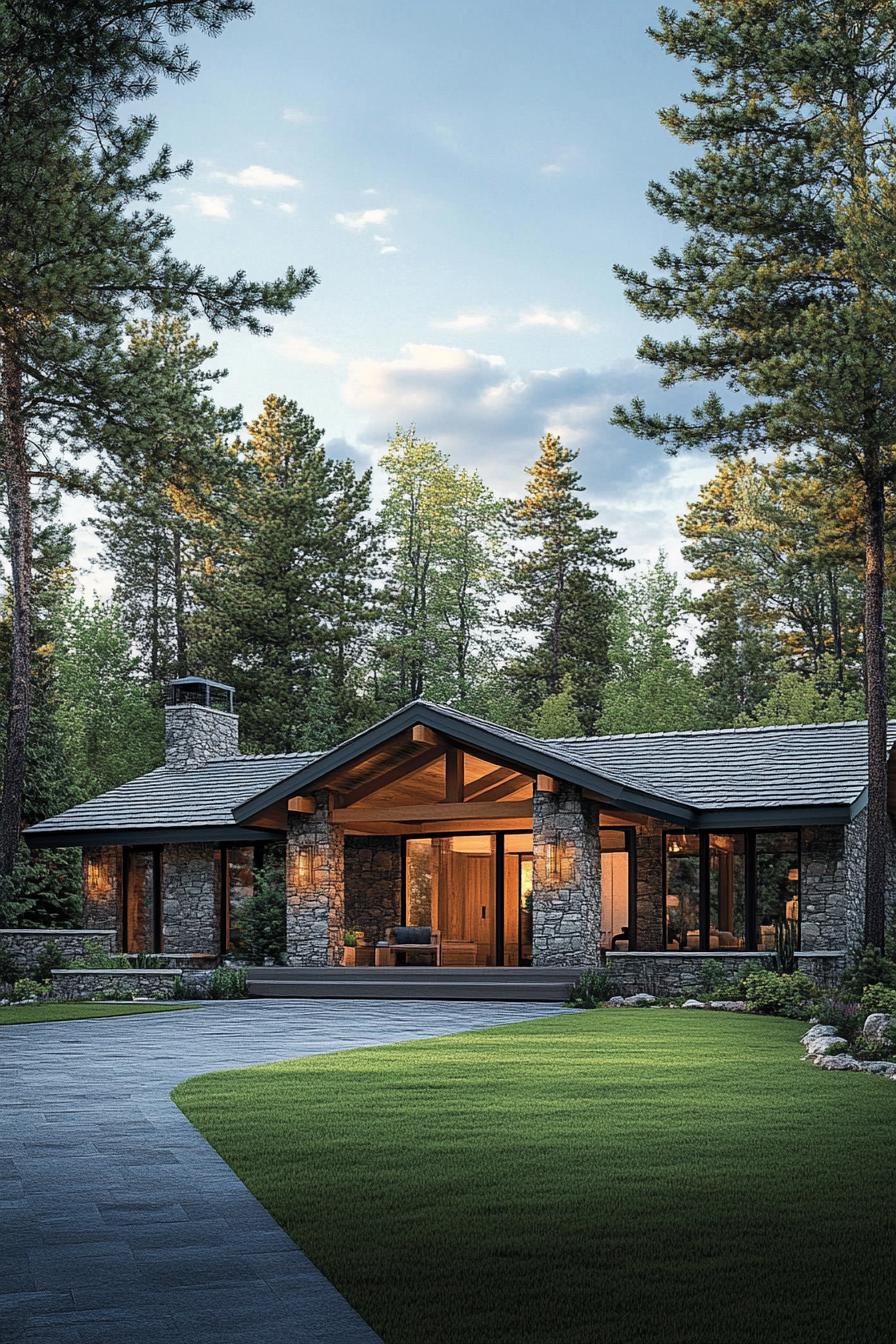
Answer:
[344, 928, 359, 966]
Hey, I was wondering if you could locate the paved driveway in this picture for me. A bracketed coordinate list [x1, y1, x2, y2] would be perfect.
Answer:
[1, 999, 569, 1344]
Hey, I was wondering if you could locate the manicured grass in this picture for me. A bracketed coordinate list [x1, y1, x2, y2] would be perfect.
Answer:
[0, 1001, 198, 1026]
[174, 1010, 896, 1344]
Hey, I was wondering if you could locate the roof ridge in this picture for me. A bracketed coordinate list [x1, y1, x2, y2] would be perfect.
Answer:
[552, 718, 882, 744]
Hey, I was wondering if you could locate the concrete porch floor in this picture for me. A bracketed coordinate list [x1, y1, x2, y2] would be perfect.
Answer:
[1, 998, 571, 1344]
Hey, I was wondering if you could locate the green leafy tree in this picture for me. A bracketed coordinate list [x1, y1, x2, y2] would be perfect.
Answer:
[53, 596, 162, 799]
[376, 428, 509, 707]
[740, 655, 865, 728]
[599, 557, 706, 735]
[528, 675, 585, 739]
[94, 317, 241, 687]
[614, 1, 896, 945]
[0, 1, 315, 877]
[510, 433, 630, 732]
[193, 397, 377, 752]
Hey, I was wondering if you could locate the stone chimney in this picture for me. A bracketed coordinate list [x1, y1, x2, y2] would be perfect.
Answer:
[164, 677, 239, 770]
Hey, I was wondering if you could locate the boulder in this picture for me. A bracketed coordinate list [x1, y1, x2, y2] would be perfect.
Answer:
[861, 1061, 896, 1076]
[805, 1034, 850, 1058]
[607, 996, 625, 1007]
[681, 999, 705, 1009]
[800, 1024, 838, 1049]
[861, 1013, 893, 1042]
[622, 993, 657, 1007]
[709, 1000, 747, 1011]
[815, 1053, 863, 1071]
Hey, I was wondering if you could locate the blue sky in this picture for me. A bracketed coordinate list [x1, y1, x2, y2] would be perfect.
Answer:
[76, 0, 715, 585]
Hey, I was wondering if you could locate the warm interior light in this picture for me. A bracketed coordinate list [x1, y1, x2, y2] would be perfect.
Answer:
[787, 866, 799, 883]
[544, 841, 560, 882]
[295, 847, 314, 887]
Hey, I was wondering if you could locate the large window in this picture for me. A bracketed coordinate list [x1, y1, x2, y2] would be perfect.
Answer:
[600, 828, 633, 950]
[664, 830, 799, 952]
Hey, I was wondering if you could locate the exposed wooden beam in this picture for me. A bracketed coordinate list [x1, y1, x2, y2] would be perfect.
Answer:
[287, 796, 316, 814]
[332, 800, 533, 824]
[473, 773, 532, 804]
[339, 745, 445, 808]
[536, 774, 558, 793]
[344, 816, 533, 837]
[463, 765, 516, 800]
[445, 747, 464, 802]
[411, 723, 442, 748]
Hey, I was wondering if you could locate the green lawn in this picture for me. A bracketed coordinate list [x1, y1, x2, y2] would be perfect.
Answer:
[174, 1009, 896, 1344]
[0, 1001, 197, 1026]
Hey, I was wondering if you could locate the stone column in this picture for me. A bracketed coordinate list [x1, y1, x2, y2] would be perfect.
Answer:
[344, 836, 402, 945]
[532, 783, 601, 967]
[286, 792, 345, 966]
[633, 816, 664, 951]
[82, 846, 123, 949]
[161, 844, 218, 954]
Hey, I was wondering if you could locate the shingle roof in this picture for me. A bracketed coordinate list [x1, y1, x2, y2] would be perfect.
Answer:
[26, 702, 889, 846]
[26, 751, 320, 842]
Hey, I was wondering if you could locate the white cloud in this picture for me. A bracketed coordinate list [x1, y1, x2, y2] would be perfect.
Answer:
[334, 207, 396, 231]
[380, 244, 399, 255]
[513, 306, 598, 334]
[191, 193, 231, 219]
[282, 107, 314, 124]
[278, 201, 297, 214]
[539, 147, 579, 177]
[218, 164, 301, 190]
[277, 335, 341, 366]
[432, 311, 495, 332]
[539, 160, 565, 176]
[362, 186, 379, 196]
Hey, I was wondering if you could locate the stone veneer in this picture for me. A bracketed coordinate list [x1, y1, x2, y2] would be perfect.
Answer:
[82, 847, 123, 946]
[51, 969, 181, 1000]
[0, 928, 117, 976]
[532, 784, 601, 966]
[161, 844, 217, 954]
[286, 793, 345, 965]
[164, 704, 239, 769]
[605, 951, 845, 996]
[344, 836, 402, 944]
[630, 814, 665, 950]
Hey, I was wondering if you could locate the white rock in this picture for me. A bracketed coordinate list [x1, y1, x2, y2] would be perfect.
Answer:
[607, 996, 625, 1007]
[709, 1000, 747, 1011]
[861, 1061, 896, 1076]
[861, 1013, 893, 1041]
[816, 1053, 863, 1071]
[800, 1024, 838, 1048]
[622, 993, 657, 1007]
[682, 999, 705, 1009]
[805, 1034, 850, 1058]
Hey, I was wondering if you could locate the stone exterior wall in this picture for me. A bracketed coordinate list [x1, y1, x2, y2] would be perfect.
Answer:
[532, 784, 601, 967]
[164, 704, 239, 769]
[605, 951, 845, 996]
[285, 794, 345, 966]
[0, 928, 117, 976]
[344, 836, 401, 945]
[51, 969, 181, 1001]
[82, 846, 123, 946]
[630, 815, 664, 951]
[801, 825, 852, 951]
[161, 844, 218, 954]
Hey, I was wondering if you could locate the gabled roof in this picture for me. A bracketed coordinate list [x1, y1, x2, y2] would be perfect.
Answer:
[25, 700, 890, 849]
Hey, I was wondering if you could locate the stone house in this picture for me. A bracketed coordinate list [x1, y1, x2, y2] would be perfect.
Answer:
[23, 677, 896, 993]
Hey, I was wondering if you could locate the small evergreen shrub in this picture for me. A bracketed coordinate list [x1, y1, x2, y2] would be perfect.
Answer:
[567, 970, 618, 1008]
[860, 983, 896, 1017]
[69, 947, 130, 970]
[33, 938, 69, 983]
[232, 867, 286, 962]
[12, 977, 50, 1001]
[840, 943, 896, 999]
[0, 943, 20, 988]
[743, 969, 817, 1017]
[698, 959, 743, 997]
[207, 967, 248, 999]
[773, 918, 798, 975]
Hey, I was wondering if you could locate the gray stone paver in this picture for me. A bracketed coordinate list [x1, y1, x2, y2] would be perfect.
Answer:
[1, 998, 570, 1344]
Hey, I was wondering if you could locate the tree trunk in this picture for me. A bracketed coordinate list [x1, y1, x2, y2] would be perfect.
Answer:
[0, 343, 33, 877]
[173, 529, 187, 678]
[863, 458, 888, 949]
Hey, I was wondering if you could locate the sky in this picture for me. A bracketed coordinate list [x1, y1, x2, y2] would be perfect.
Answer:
[72, 0, 715, 590]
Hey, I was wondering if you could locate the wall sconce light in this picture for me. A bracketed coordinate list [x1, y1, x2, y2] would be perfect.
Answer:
[544, 840, 560, 883]
[294, 846, 315, 888]
[85, 852, 109, 893]
[787, 866, 799, 883]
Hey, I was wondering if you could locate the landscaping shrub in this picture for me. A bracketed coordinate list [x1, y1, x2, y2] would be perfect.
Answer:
[567, 970, 618, 1008]
[743, 969, 817, 1017]
[773, 918, 798, 975]
[813, 996, 864, 1040]
[231, 866, 286, 962]
[33, 938, 68, 983]
[698, 959, 744, 998]
[207, 966, 248, 999]
[860, 983, 896, 1017]
[69, 947, 130, 970]
[0, 943, 20, 989]
[12, 976, 50, 1001]
[840, 943, 896, 999]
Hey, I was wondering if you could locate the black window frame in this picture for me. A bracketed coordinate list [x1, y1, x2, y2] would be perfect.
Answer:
[122, 844, 162, 954]
[598, 825, 637, 950]
[661, 828, 801, 953]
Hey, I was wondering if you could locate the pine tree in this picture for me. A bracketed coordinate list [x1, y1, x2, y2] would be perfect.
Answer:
[528, 676, 585, 739]
[193, 397, 377, 752]
[598, 558, 706, 735]
[0, 1, 315, 876]
[509, 433, 630, 732]
[614, 3, 896, 945]
[94, 316, 241, 687]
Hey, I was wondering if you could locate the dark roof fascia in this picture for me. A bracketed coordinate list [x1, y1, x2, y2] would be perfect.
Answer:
[692, 803, 857, 830]
[232, 700, 697, 826]
[23, 824, 285, 851]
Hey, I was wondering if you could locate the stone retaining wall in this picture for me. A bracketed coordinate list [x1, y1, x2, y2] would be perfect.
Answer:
[51, 969, 181, 1000]
[604, 951, 845, 996]
[0, 929, 117, 975]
